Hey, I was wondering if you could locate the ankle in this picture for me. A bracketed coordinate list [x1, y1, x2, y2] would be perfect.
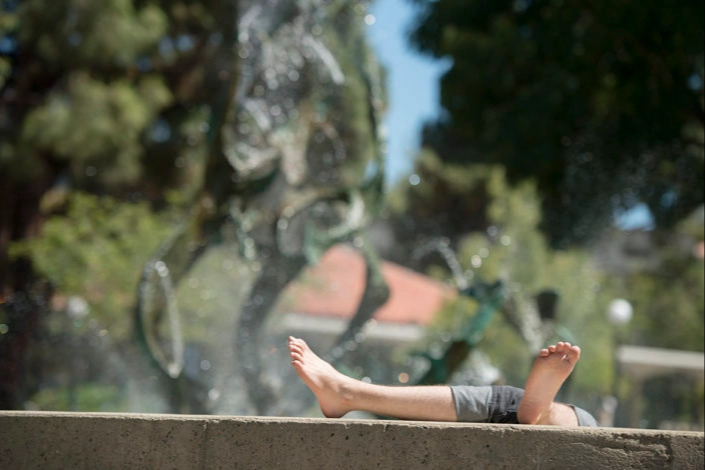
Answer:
[517, 397, 544, 425]
[336, 379, 357, 404]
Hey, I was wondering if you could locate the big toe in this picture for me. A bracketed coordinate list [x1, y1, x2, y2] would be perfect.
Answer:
[566, 345, 581, 363]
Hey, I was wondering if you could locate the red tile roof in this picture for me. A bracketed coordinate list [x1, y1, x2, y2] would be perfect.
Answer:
[280, 244, 456, 325]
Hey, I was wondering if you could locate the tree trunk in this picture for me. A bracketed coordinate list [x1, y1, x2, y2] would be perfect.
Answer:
[0, 171, 54, 409]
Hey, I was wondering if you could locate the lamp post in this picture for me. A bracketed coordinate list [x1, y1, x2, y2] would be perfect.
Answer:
[605, 298, 633, 426]
[66, 296, 89, 411]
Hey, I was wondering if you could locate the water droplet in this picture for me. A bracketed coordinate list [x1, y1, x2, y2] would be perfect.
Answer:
[364, 14, 376, 26]
[67, 296, 89, 319]
[409, 174, 421, 186]
[167, 363, 180, 379]
[487, 226, 498, 237]
[200, 359, 212, 371]
[479, 248, 489, 258]
[155, 261, 169, 276]
[471, 255, 482, 268]
[0, 324, 8, 334]
[501, 235, 512, 246]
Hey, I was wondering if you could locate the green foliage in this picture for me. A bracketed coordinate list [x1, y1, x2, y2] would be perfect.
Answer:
[1, 0, 223, 195]
[623, 235, 705, 351]
[28, 383, 126, 412]
[390, 151, 615, 398]
[408, 0, 705, 245]
[1, 0, 388, 414]
[386, 149, 493, 242]
[174, 243, 255, 343]
[390, 144, 702, 419]
[21, 73, 172, 186]
[17, 0, 167, 67]
[10, 193, 174, 339]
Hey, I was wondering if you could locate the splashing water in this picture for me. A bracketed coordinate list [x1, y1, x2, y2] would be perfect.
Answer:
[135, 0, 387, 415]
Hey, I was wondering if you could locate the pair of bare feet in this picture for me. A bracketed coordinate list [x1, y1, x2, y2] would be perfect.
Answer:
[288, 336, 582, 426]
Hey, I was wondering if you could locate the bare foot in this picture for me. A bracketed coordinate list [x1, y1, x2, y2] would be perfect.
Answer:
[288, 336, 357, 418]
[518, 341, 581, 425]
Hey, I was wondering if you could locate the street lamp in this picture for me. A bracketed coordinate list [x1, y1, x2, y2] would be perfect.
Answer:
[607, 298, 633, 326]
[65, 295, 89, 411]
[604, 298, 633, 427]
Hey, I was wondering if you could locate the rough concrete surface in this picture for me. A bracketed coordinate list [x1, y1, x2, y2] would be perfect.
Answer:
[1, 411, 703, 469]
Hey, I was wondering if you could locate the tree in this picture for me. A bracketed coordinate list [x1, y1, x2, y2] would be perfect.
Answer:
[383, 151, 615, 404]
[0, 0, 243, 296]
[408, 0, 704, 246]
[382, 148, 702, 426]
[0, 0, 237, 409]
[0, 0, 388, 412]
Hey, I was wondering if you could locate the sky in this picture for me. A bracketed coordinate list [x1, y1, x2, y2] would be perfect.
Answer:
[365, 0, 450, 188]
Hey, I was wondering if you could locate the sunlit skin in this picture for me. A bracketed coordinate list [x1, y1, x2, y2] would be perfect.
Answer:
[518, 342, 581, 426]
[288, 336, 581, 426]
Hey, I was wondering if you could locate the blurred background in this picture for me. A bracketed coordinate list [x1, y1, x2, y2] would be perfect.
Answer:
[0, 0, 702, 430]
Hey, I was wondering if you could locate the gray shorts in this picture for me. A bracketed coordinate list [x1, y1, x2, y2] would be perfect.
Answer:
[450, 385, 597, 427]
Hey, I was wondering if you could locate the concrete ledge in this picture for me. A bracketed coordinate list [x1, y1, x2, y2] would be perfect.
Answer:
[1, 411, 703, 469]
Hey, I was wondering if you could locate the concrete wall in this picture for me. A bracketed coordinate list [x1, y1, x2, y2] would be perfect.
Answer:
[1, 411, 703, 469]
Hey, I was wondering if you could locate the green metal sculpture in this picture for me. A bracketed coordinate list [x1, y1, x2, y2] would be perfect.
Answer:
[134, 0, 390, 414]
[415, 279, 507, 385]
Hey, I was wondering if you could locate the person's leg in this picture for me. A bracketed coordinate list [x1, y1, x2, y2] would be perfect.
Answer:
[517, 342, 581, 426]
[288, 336, 457, 421]
[288, 336, 586, 426]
